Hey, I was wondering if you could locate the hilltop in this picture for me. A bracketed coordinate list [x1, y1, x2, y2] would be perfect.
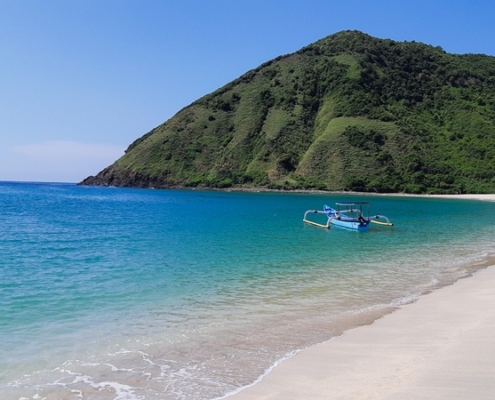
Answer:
[80, 31, 495, 194]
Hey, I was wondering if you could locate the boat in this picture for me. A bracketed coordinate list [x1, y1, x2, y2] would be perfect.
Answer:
[303, 201, 393, 231]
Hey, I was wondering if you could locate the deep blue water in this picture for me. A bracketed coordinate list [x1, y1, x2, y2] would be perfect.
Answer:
[1, 181, 494, 399]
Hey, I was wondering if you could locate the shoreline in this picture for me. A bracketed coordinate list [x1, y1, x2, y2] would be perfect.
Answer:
[75, 181, 495, 202]
[223, 188, 495, 201]
[201, 187, 495, 201]
[181, 188, 495, 202]
[227, 265, 495, 399]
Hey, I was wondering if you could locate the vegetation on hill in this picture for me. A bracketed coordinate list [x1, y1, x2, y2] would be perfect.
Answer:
[80, 30, 495, 194]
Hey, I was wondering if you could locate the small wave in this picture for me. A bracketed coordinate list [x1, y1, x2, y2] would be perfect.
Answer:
[389, 293, 420, 307]
[213, 349, 301, 399]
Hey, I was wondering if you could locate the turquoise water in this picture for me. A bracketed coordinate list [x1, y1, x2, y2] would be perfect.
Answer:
[1, 182, 495, 399]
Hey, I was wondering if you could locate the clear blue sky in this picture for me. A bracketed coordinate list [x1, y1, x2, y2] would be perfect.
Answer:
[1, 0, 494, 182]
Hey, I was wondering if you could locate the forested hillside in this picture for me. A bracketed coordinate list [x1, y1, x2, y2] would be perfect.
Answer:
[80, 31, 495, 194]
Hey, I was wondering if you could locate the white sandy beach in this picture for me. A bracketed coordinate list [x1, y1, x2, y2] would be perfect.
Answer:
[228, 194, 495, 400]
[230, 265, 495, 399]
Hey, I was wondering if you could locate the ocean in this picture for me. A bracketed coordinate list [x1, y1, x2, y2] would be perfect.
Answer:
[1, 181, 494, 400]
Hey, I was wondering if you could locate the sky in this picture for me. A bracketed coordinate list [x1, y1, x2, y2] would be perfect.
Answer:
[1, 0, 494, 183]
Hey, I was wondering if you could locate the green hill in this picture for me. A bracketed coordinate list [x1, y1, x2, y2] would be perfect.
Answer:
[80, 30, 495, 194]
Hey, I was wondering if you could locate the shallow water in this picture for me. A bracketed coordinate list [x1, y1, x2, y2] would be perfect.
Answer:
[1, 182, 494, 399]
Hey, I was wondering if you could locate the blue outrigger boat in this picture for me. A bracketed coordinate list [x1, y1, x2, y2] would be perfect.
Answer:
[303, 201, 393, 231]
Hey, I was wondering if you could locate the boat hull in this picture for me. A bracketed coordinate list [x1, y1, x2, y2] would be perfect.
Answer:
[329, 218, 369, 231]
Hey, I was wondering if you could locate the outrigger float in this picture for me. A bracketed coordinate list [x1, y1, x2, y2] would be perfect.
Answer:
[303, 202, 393, 231]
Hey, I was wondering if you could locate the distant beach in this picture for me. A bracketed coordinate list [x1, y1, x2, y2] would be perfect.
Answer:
[421, 193, 495, 201]
[219, 186, 495, 202]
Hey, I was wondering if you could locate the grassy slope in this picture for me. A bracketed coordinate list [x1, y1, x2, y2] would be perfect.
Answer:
[81, 31, 495, 194]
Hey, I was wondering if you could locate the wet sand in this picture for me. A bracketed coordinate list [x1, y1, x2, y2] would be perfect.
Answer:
[228, 190, 495, 400]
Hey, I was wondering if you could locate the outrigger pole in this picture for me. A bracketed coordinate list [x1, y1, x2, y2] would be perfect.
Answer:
[369, 215, 394, 226]
[303, 210, 331, 229]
